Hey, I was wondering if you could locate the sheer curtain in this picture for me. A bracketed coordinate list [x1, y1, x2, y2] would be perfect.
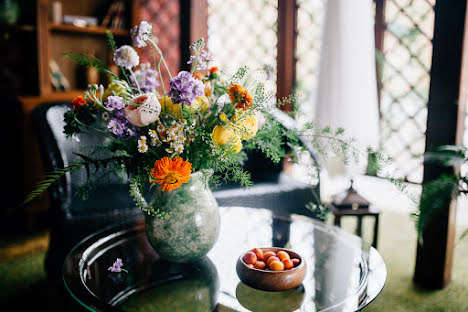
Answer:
[314, 0, 380, 176]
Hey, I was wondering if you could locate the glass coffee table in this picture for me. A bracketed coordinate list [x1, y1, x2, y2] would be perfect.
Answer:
[63, 206, 386, 311]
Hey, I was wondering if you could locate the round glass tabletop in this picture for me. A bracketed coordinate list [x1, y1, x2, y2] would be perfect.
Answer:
[63, 206, 386, 311]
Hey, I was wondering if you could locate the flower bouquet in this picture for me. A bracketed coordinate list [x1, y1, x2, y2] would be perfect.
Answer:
[25, 21, 346, 262]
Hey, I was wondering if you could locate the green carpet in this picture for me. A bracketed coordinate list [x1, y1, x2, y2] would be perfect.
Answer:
[0, 210, 467, 311]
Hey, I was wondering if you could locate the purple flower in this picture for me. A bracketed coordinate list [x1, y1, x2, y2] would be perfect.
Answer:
[108, 258, 127, 273]
[131, 63, 160, 93]
[168, 71, 205, 106]
[131, 21, 152, 48]
[107, 118, 126, 137]
[105, 96, 125, 111]
[187, 50, 213, 70]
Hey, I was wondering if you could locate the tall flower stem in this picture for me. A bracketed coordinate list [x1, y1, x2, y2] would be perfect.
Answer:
[157, 57, 166, 96]
[149, 39, 172, 80]
[130, 69, 142, 92]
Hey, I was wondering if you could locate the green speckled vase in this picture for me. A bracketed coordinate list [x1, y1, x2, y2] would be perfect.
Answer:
[144, 171, 220, 263]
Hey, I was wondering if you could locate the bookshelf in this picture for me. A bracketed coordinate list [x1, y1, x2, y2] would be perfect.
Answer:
[5, 0, 139, 229]
[48, 23, 130, 36]
[34, 0, 134, 100]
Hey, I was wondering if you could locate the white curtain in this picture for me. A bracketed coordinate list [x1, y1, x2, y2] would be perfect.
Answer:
[314, 0, 380, 174]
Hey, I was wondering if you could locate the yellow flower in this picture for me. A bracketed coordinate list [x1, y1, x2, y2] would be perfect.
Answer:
[185, 96, 209, 113]
[103, 82, 126, 100]
[219, 113, 227, 122]
[212, 125, 242, 153]
[159, 96, 182, 118]
[231, 110, 258, 140]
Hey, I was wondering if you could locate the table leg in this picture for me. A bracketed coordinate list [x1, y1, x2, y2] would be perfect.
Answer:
[272, 214, 291, 248]
[373, 214, 379, 248]
[334, 215, 341, 227]
[357, 216, 363, 237]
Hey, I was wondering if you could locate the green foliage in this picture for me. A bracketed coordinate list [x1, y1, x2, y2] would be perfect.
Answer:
[305, 202, 329, 222]
[414, 145, 468, 243]
[412, 174, 459, 242]
[105, 30, 117, 52]
[63, 52, 118, 79]
[129, 176, 169, 219]
[23, 162, 86, 206]
[63, 105, 100, 137]
[229, 66, 248, 84]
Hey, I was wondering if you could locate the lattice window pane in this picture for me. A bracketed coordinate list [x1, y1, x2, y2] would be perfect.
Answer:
[140, 0, 180, 85]
[380, 0, 435, 183]
[207, 0, 278, 95]
[295, 0, 326, 120]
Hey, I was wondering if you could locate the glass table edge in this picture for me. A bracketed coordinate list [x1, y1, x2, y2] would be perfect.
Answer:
[62, 206, 386, 311]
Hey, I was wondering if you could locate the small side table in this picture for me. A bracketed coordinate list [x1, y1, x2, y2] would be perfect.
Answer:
[328, 203, 380, 248]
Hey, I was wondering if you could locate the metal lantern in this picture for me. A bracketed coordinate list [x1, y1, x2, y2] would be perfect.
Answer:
[331, 180, 370, 210]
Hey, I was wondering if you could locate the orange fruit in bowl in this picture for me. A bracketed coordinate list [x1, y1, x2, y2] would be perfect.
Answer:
[276, 251, 290, 261]
[263, 251, 276, 262]
[282, 258, 294, 270]
[254, 261, 266, 270]
[251, 248, 264, 261]
[243, 251, 257, 265]
[269, 260, 285, 271]
[267, 256, 280, 267]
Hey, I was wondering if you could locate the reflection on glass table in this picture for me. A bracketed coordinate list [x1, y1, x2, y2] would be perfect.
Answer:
[63, 206, 386, 311]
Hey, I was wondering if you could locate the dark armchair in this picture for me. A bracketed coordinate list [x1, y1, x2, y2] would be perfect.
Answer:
[31, 102, 320, 283]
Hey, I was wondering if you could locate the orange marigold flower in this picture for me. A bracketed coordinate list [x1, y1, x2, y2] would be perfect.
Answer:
[228, 83, 244, 104]
[228, 84, 253, 109]
[193, 73, 203, 80]
[149, 156, 192, 192]
[209, 66, 218, 74]
[236, 89, 253, 109]
[72, 96, 86, 110]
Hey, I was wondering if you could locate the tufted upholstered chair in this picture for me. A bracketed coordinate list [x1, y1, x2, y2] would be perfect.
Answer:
[32, 102, 320, 283]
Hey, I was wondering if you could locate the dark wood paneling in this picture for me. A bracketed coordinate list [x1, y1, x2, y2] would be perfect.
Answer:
[180, 0, 208, 72]
[414, 0, 467, 289]
[277, 0, 297, 111]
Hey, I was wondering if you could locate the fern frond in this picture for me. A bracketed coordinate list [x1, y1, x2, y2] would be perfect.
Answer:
[106, 30, 117, 52]
[414, 174, 459, 242]
[22, 162, 86, 206]
[63, 52, 118, 79]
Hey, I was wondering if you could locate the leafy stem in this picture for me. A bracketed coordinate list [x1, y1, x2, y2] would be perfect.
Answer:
[149, 39, 172, 79]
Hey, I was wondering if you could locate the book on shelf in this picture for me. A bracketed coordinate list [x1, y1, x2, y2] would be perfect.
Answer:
[101, 1, 125, 29]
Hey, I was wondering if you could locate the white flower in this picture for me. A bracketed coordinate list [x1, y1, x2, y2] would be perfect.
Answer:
[151, 138, 162, 147]
[131, 21, 152, 48]
[102, 112, 110, 120]
[125, 93, 161, 127]
[138, 144, 148, 153]
[176, 134, 186, 143]
[157, 124, 165, 132]
[138, 136, 147, 147]
[173, 143, 184, 154]
[113, 45, 139, 69]
[148, 129, 157, 138]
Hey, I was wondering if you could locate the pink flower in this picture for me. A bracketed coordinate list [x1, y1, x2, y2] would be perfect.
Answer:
[125, 93, 161, 127]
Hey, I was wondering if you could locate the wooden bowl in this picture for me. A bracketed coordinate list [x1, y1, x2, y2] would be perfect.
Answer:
[236, 247, 307, 291]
